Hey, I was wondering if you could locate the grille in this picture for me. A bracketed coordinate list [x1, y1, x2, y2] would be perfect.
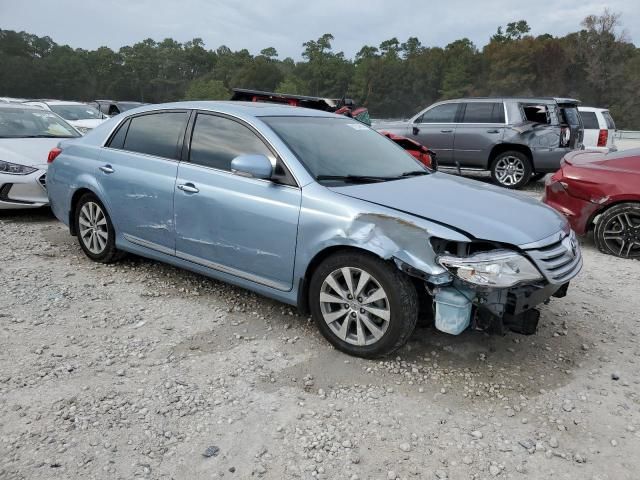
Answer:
[38, 173, 47, 190]
[525, 231, 582, 284]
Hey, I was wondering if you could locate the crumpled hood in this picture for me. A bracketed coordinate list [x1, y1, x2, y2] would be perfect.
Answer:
[0, 138, 65, 167]
[329, 172, 568, 246]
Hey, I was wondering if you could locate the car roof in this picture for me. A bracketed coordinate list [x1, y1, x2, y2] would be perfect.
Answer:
[441, 97, 581, 105]
[24, 100, 88, 106]
[0, 103, 43, 111]
[126, 101, 339, 118]
[578, 106, 609, 113]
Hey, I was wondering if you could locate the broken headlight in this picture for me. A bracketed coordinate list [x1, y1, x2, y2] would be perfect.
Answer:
[437, 249, 542, 288]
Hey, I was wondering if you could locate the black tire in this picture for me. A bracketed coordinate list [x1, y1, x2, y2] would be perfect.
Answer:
[490, 151, 532, 189]
[75, 193, 123, 263]
[309, 251, 418, 358]
[530, 172, 547, 182]
[594, 203, 640, 259]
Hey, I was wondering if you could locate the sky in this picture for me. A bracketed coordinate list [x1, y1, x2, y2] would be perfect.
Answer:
[0, 0, 638, 58]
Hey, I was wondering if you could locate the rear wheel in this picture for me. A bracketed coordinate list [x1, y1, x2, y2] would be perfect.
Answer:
[309, 251, 418, 358]
[594, 203, 640, 259]
[490, 151, 532, 189]
[75, 193, 123, 263]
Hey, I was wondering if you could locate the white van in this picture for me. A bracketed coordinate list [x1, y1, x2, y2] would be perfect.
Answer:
[578, 106, 617, 152]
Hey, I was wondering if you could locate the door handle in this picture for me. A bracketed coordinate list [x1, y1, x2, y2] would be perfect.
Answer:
[177, 183, 199, 194]
[486, 129, 500, 134]
[440, 129, 453, 133]
[99, 164, 114, 174]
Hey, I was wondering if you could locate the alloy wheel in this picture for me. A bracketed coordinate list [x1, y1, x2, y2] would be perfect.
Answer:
[601, 211, 640, 258]
[79, 201, 109, 255]
[495, 156, 525, 186]
[319, 267, 390, 346]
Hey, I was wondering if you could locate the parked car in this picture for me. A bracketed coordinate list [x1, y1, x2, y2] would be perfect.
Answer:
[231, 88, 436, 169]
[89, 100, 147, 116]
[0, 97, 28, 104]
[376, 97, 584, 189]
[23, 100, 108, 134]
[46, 102, 581, 357]
[0, 103, 80, 209]
[544, 149, 640, 259]
[578, 106, 617, 152]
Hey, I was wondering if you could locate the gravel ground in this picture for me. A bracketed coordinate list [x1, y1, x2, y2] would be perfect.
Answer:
[1, 179, 639, 480]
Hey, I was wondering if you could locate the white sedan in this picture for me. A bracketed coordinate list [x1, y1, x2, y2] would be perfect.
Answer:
[0, 104, 81, 209]
[23, 100, 108, 134]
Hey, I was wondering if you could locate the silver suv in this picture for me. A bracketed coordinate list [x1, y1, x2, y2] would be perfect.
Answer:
[376, 97, 583, 189]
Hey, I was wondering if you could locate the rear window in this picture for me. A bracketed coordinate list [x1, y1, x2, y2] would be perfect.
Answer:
[560, 107, 582, 128]
[461, 102, 505, 123]
[579, 111, 599, 130]
[602, 111, 616, 130]
[119, 112, 189, 159]
[522, 104, 550, 124]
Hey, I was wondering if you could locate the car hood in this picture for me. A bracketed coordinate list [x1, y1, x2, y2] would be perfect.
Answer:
[68, 119, 105, 129]
[0, 138, 65, 167]
[329, 172, 568, 246]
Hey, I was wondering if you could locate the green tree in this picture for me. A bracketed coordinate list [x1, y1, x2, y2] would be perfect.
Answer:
[184, 77, 230, 100]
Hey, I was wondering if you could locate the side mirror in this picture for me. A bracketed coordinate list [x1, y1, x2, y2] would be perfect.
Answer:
[412, 126, 420, 135]
[231, 154, 273, 180]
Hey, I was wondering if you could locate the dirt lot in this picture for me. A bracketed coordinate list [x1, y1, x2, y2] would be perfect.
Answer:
[1, 180, 639, 480]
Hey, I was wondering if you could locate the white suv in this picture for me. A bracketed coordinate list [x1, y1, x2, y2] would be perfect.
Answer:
[23, 100, 107, 134]
[578, 106, 617, 152]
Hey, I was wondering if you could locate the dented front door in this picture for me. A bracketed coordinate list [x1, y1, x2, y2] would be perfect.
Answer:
[173, 163, 301, 291]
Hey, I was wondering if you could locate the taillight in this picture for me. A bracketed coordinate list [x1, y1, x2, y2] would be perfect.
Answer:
[597, 129, 608, 147]
[47, 147, 62, 163]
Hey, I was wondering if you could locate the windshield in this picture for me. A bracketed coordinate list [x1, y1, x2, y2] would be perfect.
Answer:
[49, 104, 103, 120]
[0, 108, 80, 138]
[262, 116, 428, 183]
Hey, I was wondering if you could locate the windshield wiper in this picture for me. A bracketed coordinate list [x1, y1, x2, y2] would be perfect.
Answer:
[400, 170, 429, 177]
[316, 174, 395, 183]
[21, 135, 74, 138]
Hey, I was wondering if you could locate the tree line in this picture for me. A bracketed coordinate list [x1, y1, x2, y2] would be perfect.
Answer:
[1, 10, 639, 128]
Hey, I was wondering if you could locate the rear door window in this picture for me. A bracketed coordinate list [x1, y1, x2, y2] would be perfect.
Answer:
[602, 111, 616, 130]
[108, 119, 130, 149]
[522, 104, 550, 124]
[418, 103, 458, 123]
[579, 111, 599, 130]
[461, 102, 505, 123]
[560, 106, 582, 128]
[122, 112, 189, 160]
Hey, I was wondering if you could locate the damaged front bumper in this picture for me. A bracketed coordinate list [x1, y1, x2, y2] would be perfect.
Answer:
[397, 229, 582, 336]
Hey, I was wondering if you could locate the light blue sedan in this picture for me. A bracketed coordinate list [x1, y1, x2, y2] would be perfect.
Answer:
[46, 102, 581, 357]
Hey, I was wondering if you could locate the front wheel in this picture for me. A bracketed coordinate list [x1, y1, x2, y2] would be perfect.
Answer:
[309, 251, 418, 358]
[490, 151, 532, 189]
[75, 193, 123, 263]
[594, 203, 640, 259]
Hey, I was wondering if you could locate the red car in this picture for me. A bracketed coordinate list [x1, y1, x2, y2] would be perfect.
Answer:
[543, 149, 640, 258]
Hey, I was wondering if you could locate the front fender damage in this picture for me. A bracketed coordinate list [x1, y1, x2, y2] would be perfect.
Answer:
[339, 213, 453, 284]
